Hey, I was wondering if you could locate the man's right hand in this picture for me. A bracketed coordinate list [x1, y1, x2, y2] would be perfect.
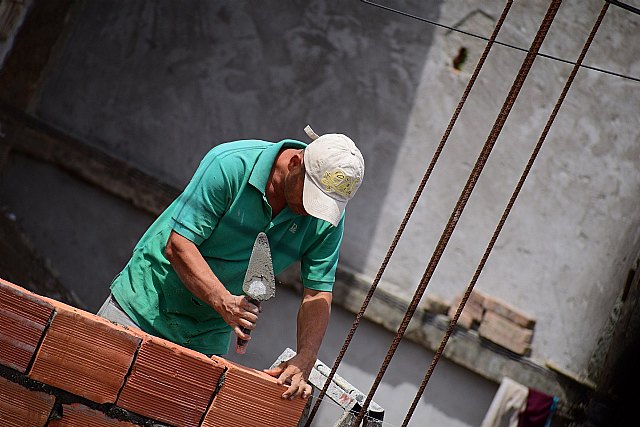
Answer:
[164, 232, 262, 341]
[216, 294, 261, 341]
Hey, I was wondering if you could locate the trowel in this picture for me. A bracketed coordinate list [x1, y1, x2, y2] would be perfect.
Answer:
[236, 232, 276, 354]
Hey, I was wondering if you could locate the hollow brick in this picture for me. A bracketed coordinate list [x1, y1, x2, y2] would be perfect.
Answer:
[202, 360, 307, 427]
[117, 336, 226, 427]
[49, 403, 136, 427]
[0, 376, 55, 427]
[29, 302, 141, 404]
[0, 278, 53, 373]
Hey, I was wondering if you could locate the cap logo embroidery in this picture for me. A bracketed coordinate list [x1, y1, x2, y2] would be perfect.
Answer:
[321, 169, 360, 198]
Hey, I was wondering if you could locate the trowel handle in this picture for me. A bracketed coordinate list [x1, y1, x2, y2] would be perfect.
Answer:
[235, 298, 260, 354]
[236, 327, 251, 354]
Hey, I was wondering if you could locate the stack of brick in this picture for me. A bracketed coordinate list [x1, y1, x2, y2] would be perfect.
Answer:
[447, 292, 485, 330]
[448, 291, 536, 356]
[479, 296, 536, 356]
[0, 277, 307, 427]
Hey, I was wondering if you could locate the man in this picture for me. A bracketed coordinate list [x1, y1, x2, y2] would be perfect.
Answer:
[97, 125, 365, 400]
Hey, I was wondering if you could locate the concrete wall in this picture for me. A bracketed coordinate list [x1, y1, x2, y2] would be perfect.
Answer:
[0, 154, 154, 309]
[353, 0, 640, 377]
[33, 0, 640, 378]
[1, 0, 639, 423]
[0, 0, 33, 67]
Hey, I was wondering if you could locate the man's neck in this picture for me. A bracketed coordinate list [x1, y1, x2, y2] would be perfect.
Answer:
[266, 148, 293, 218]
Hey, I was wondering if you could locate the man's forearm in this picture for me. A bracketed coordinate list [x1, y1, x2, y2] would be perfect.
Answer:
[165, 231, 229, 308]
[164, 231, 259, 338]
[296, 289, 332, 367]
[263, 288, 332, 399]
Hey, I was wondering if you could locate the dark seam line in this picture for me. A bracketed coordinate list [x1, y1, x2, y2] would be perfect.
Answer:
[26, 308, 56, 374]
[199, 366, 228, 426]
[114, 337, 143, 401]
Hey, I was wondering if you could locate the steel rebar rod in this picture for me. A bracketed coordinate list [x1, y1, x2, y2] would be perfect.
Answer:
[400, 3, 610, 426]
[353, 1, 564, 425]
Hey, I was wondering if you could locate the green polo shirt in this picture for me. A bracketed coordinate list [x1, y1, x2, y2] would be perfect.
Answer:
[110, 139, 344, 355]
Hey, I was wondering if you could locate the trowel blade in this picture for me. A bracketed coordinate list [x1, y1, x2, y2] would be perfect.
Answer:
[242, 232, 275, 302]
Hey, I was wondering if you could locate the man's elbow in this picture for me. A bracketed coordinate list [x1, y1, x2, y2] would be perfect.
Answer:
[164, 232, 181, 262]
[302, 289, 332, 312]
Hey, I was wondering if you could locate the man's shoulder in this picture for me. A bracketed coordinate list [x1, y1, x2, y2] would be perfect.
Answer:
[198, 140, 271, 174]
[207, 139, 272, 158]
[202, 138, 307, 175]
[210, 139, 306, 153]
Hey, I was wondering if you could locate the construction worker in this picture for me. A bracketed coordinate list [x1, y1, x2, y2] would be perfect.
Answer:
[97, 126, 365, 400]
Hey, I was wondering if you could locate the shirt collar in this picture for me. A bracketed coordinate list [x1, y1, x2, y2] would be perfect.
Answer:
[248, 139, 307, 194]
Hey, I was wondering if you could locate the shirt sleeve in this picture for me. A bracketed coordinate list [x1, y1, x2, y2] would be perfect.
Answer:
[300, 216, 345, 292]
[170, 150, 238, 245]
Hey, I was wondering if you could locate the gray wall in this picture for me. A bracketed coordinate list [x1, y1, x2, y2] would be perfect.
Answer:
[0, 0, 34, 67]
[384, 0, 640, 376]
[35, 0, 640, 378]
[0, 154, 154, 309]
[2, 0, 639, 424]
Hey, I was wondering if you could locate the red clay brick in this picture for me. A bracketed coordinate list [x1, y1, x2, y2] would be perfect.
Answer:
[0, 376, 55, 427]
[483, 296, 536, 329]
[478, 310, 533, 355]
[117, 336, 226, 427]
[420, 294, 450, 315]
[0, 278, 53, 373]
[29, 302, 141, 404]
[451, 310, 475, 329]
[448, 292, 485, 329]
[202, 360, 307, 427]
[49, 403, 136, 427]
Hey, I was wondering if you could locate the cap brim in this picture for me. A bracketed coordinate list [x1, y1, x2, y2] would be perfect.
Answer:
[303, 172, 345, 227]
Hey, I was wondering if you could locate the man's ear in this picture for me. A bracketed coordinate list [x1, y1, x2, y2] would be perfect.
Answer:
[288, 150, 304, 171]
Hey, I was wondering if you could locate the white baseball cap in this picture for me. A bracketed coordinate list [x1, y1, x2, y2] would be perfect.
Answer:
[302, 125, 365, 227]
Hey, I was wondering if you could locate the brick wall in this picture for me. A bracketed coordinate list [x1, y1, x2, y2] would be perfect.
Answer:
[0, 278, 307, 427]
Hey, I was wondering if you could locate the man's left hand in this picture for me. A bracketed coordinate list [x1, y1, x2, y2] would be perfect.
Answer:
[264, 354, 313, 400]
